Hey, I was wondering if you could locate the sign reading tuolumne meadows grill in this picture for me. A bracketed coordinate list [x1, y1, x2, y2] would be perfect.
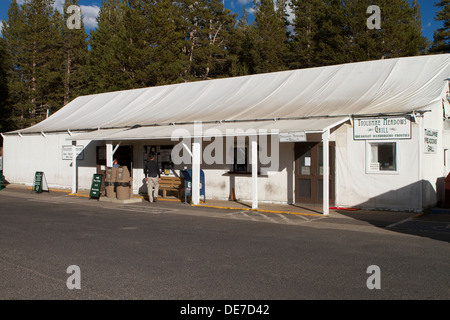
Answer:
[353, 116, 412, 140]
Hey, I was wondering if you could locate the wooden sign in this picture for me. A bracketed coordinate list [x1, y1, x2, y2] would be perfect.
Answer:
[33, 171, 49, 193]
[90, 174, 103, 199]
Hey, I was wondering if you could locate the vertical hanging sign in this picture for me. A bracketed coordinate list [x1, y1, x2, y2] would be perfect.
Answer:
[424, 129, 438, 154]
[33, 171, 49, 193]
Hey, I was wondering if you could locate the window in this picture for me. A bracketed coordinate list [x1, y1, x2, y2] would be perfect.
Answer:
[445, 149, 450, 173]
[368, 142, 397, 172]
[233, 147, 248, 172]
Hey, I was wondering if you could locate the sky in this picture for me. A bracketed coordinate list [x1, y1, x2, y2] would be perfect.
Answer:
[0, 0, 444, 42]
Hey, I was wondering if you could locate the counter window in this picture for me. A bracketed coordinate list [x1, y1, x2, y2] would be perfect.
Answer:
[369, 142, 397, 172]
[144, 145, 175, 176]
[233, 147, 248, 172]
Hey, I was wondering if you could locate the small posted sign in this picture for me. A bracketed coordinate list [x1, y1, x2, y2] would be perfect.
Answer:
[89, 174, 103, 199]
[279, 132, 307, 143]
[33, 171, 49, 193]
[424, 129, 438, 154]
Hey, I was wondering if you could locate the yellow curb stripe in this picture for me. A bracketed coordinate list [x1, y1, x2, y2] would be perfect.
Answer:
[68, 193, 90, 198]
[69, 193, 183, 202]
[257, 209, 323, 217]
[64, 189, 324, 217]
[192, 204, 324, 217]
[129, 195, 181, 202]
[48, 189, 72, 193]
[28, 187, 72, 193]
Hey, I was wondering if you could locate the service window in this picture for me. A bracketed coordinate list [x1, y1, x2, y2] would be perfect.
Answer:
[367, 142, 397, 172]
[144, 145, 175, 176]
[445, 149, 450, 173]
[233, 146, 248, 172]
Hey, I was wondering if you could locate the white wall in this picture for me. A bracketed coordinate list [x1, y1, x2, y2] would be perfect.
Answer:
[202, 142, 294, 203]
[335, 122, 421, 211]
[421, 102, 447, 207]
[6, 114, 446, 211]
[3, 133, 99, 190]
[335, 102, 447, 211]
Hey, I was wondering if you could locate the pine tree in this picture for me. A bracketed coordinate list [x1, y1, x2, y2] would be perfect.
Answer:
[140, 0, 187, 85]
[344, 0, 383, 62]
[347, 0, 427, 60]
[291, 0, 349, 68]
[181, 0, 209, 79]
[252, 0, 289, 73]
[21, 0, 64, 124]
[376, 0, 427, 58]
[291, 0, 427, 68]
[203, 0, 237, 79]
[89, 0, 128, 93]
[2, 0, 28, 129]
[179, 0, 236, 80]
[314, 0, 349, 66]
[0, 36, 10, 132]
[90, 0, 191, 91]
[231, 6, 257, 76]
[62, 0, 89, 105]
[290, 0, 319, 68]
[431, 0, 450, 53]
[2, 0, 65, 128]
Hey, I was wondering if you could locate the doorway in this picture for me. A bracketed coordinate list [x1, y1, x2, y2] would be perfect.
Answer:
[114, 146, 133, 175]
[294, 142, 335, 205]
[96, 145, 134, 175]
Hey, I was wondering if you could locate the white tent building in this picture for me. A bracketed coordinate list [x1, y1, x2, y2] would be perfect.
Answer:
[3, 54, 450, 213]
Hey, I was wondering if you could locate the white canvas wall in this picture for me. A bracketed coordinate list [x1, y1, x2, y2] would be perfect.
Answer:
[335, 102, 447, 211]
[4, 109, 448, 211]
[201, 142, 294, 203]
[421, 102, 447, 207]
[3, 133, 99, 190]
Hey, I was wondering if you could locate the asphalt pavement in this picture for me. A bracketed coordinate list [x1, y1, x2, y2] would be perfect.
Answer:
[1, 183, 450, 242]
[0, 183, 449, 301]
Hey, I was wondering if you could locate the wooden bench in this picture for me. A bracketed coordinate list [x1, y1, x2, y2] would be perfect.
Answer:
[159, 176, 184, 198]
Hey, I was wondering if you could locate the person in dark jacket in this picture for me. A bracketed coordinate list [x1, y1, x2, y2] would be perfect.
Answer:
[144, 153, 160, 202]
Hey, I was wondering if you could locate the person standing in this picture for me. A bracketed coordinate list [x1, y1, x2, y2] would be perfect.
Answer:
[144, 153, 160, 202]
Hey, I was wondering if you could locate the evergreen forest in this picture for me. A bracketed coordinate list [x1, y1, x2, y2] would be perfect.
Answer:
[0, 0, 448, 132]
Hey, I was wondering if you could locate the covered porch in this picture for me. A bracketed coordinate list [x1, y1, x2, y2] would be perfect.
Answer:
[68, 117, 349, 215]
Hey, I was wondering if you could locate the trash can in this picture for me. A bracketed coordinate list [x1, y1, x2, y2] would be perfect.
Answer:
[116, 166, 133, 200]
[181, 169, 205, 203]
[105, 167, 117, 199]
[445, 173, 450, 207]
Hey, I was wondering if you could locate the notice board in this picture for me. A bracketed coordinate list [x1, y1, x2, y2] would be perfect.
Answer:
[33, 171, 49, 193]
[90, 174, 103, 199]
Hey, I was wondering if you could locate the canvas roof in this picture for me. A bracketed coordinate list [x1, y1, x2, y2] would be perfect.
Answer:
[8, 54, 450, 136]
[66, 117, 350, 141]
